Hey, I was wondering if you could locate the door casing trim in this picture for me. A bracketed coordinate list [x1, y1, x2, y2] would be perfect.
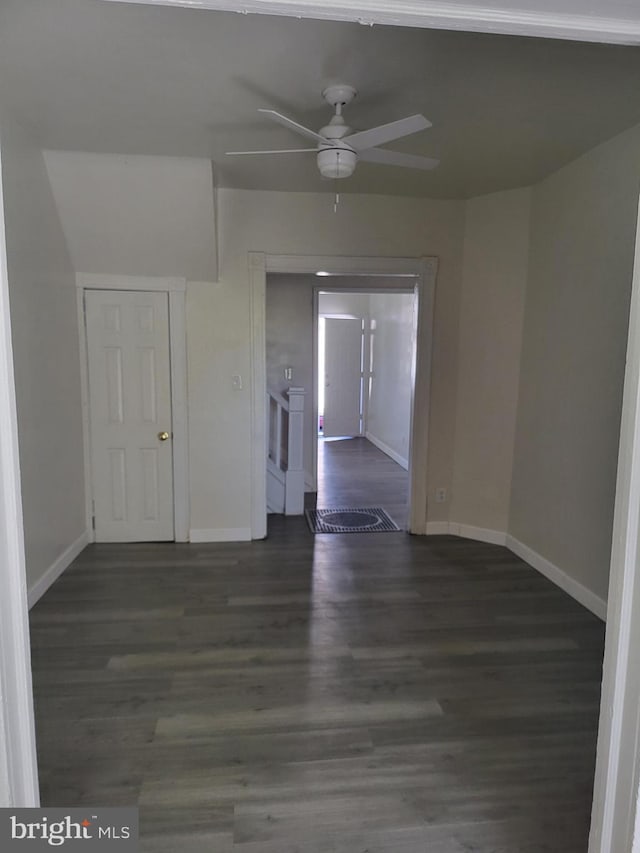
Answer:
[0, 138, 39, 806]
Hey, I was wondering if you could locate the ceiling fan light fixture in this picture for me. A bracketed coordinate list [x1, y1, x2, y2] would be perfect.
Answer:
[227, 83, 438, 180]
[317, 148, 357, 179]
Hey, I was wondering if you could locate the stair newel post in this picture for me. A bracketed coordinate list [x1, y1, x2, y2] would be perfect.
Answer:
[284, 387, 305, 515]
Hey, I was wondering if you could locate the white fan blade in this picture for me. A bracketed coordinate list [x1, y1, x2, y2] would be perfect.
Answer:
[359, 147, 439, 171]
[344, 114, 431, 151]
[258, 109, 327, 144]
[226, 148, 317, 156]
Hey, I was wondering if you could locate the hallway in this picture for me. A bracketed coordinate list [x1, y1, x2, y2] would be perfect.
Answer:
[315, 437, 409, 528]
[29, 520, 604, 852]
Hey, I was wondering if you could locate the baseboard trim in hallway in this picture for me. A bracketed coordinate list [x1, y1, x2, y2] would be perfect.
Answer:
[426, 520, 607, 621]
[364, 431, 409, 470]
[426, 521, 506, 544]
[28, 529, 90, 609]
[425, 521, 450, 536]
[506, 534, 607, 621]
[448, 522, 507, 546]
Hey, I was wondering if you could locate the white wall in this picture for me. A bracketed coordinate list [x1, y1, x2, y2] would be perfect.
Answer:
[44, 151, 218, 282]
[1, 114, 86, 593]
[451, 187, 530, 531]
[510, 124, 640, 603]
[367, 292, 415, 468]
[188, 189, 465, 536]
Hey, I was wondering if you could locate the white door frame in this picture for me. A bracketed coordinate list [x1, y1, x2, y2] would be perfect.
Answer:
[250, 253, 437, 539]
[76, 274, 190, 543]
[588, 195, 640, 853]
[0, 142, 39, 807]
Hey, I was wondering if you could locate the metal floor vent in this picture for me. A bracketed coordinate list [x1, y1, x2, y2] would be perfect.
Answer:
[305, 507, 400, 534]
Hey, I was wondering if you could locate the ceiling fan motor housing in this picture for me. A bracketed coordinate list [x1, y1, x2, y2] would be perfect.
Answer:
[317, 147, 357, 179]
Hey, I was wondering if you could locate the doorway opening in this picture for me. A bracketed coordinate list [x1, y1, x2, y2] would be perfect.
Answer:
[316, 288, 416, 529]
[264, 274, 418, 529]
[317, 314, 365, 438]
[254, 254, 437, 538]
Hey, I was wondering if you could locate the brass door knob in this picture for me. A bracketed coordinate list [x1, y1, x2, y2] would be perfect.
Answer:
[158, 431, 170, 441]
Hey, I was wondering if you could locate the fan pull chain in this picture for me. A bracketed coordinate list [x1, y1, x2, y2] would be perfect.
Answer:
[334, 193, 340, 213]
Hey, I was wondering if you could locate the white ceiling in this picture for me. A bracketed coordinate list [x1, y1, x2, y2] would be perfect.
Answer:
[1, 0, 640, 198]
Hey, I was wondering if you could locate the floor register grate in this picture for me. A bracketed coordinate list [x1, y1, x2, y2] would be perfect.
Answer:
[305, 507, 400, 534]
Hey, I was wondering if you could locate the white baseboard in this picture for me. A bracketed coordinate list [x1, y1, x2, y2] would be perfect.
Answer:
[365, 431, 408, 470]
[189, 527, 252, 543]
[425, 520, 505, 545]
[506, 534, 607, 621]
[28, 530, 90, 609]
[425, 521, 450, 535]
[449, 522, 507, 546]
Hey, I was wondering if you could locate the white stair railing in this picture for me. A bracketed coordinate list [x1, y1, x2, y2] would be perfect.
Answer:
[266, 386, 305, 515]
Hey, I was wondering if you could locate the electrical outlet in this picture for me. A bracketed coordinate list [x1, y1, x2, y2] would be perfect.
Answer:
[435, 488, 447, 503]
[284, 367, 293, 381]
[232, 374, 243, 391]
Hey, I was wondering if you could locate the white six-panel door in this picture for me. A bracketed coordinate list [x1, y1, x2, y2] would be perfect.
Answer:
[85, 290, 174, 542]
[323, 317, 363, 438]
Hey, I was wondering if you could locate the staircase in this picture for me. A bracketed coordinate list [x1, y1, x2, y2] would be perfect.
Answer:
[266, 386, 305, 515]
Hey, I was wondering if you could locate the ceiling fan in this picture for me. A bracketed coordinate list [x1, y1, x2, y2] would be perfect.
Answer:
[226, 84, 439, 180]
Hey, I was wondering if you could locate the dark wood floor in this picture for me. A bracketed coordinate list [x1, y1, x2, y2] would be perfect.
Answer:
[29, 519, 605, 852]
[316, 436, 409, 527]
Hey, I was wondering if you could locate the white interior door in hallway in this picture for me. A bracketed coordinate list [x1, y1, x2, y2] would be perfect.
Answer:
[323, 317, 363, 438]
[85, 289, 174, 542]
